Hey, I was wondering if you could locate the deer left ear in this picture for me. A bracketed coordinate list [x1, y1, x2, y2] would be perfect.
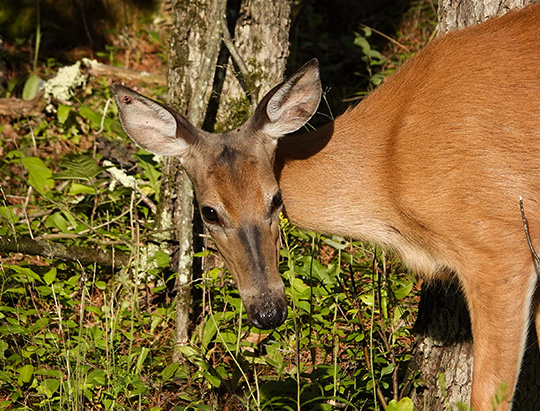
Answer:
[253, 59, 322, 139]
[113, 84, 199, 158]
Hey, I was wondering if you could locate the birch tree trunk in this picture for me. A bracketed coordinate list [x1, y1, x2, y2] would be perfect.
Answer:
[408, 1, 540, 409]
[162, 0, 291, 361]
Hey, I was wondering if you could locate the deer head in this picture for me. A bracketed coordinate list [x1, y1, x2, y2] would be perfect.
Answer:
[113, 59, 322, 329]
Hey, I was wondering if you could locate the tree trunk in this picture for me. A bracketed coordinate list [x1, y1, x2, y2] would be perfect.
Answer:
[163, 0, 291, 360]
[165, 0, 228, 360]
[409, 2, 540, 410]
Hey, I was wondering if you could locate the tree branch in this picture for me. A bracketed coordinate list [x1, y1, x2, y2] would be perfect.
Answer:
[0, 234, 130, 269]
[220, 15, 257, 110]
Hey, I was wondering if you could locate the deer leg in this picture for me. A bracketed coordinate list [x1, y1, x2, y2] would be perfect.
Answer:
[462, 263, 537, 411]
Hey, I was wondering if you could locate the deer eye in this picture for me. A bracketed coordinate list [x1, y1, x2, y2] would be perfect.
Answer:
[271, 191, 283, 213]
[201, 206, 221, 225]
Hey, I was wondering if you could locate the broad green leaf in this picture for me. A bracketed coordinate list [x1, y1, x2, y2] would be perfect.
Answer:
[94, 281, 107, 290]
[7, 265, 42, 283]
[360, 293, 374, 307]
[78, 104, 103, 128]
[87, 369, 106, 386]
[0, 206, 20, 224]
[17, 364, 34, 384]
[202, 317, 218, 349]
[57, 105, 72, 124]
[43, 268, 57, 285]
[45, 212, 68, 232]
[161, 363, 179, 383]
[386, 397, 414, 411]
[394, 280, 414, 300]
[135, 347, 150, 374]
[22, 74, 40, 100]
[37, 378, 60, 398]
[21, 157, 54, 194]
[153, 250, 170, 267]
[110, 119, 127, 138]
[205, 372, 221, 388]
[68, 182, 96, 195]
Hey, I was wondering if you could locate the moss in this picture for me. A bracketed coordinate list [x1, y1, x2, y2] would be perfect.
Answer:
[214, 96, 252, 132]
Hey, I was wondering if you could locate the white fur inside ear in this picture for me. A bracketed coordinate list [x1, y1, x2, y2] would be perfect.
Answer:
[260, 63, 322, 139]
[262, 86, 318, 137]
[118, 96, 188, 157]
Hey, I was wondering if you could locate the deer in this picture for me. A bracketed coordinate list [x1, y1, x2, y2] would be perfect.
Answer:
[113, 3, 540, 410]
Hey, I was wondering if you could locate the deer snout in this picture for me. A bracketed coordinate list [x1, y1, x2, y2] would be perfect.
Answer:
[246, 293, 288, 329]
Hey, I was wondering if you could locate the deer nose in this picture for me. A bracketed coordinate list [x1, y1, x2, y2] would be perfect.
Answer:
[249, 300, 288, 329]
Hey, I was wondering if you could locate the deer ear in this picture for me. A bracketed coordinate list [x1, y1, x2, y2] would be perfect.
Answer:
[113, 84, 198, 157]
[255, 59, 322, 139]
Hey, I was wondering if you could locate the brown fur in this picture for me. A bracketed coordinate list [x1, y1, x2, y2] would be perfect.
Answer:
[277, 5, 540, 410]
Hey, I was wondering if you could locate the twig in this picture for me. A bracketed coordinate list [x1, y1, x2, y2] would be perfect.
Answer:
[361, 24, 410, 52]
[519, 196, 540, 264]
[220, 15, 257, 110]
[95, 98, 113, 135]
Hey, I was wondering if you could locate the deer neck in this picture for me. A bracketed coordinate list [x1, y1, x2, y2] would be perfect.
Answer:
[275, 103, 396, 243]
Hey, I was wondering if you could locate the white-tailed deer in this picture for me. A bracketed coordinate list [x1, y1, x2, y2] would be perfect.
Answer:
[113, 4, 540, 410]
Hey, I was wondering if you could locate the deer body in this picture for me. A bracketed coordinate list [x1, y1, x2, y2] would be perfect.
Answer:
[114, 4, 540, 410]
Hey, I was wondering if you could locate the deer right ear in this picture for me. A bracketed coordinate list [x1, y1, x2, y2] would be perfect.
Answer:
[113, 84, 197, 158]
[254, 59, 322, 139]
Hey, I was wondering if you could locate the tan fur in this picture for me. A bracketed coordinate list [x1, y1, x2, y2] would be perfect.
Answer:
[276, 5, 540, 410]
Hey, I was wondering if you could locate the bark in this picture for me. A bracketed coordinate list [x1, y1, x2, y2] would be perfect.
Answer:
[0, 234, 129, 268]
[408, 2, 540, 410]
[211, 0, 291, 130]
[0, 96, 47, 117]
[437, 0, 532, 33]
[408, 280, 474, 409]
[164, 0, 228, 359]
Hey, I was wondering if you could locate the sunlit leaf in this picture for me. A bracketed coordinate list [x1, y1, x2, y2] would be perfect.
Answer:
[22, 74, 40, 101]
[21, 157, 54, 194]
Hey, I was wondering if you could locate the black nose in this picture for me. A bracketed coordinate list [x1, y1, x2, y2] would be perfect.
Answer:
[249, 301, 288, 329]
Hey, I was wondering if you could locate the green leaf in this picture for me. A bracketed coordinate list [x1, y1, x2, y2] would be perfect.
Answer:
[87, 369, 106, 386]
[21, 157, 54, 194]
[202, 318, 218, 349]
[22, 74, 40, 100]
[394, 280, 414, 300]
[386, 397, 414, 411]
[43, 268, 57, 285]
[153, 250, 170, 268]
[161, 363, 179, 383]
[68, 182, 96, 195]
[0, 206, 20, 224]
[135, 347, 150, 374]
[37, 378, 60, 398]
[380, 363, 396, 377]
[205, 372, 221, 388]
[7, 265, 42, 283]
[78, 104, 103, 128]
[94, 281, 107, 290]
[57, 105, 72, 124]
[45, 212, 68, 232]
[56, 154, 104, 181]
[17, 364, 34, 385]
[110, 119, 127, 138]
